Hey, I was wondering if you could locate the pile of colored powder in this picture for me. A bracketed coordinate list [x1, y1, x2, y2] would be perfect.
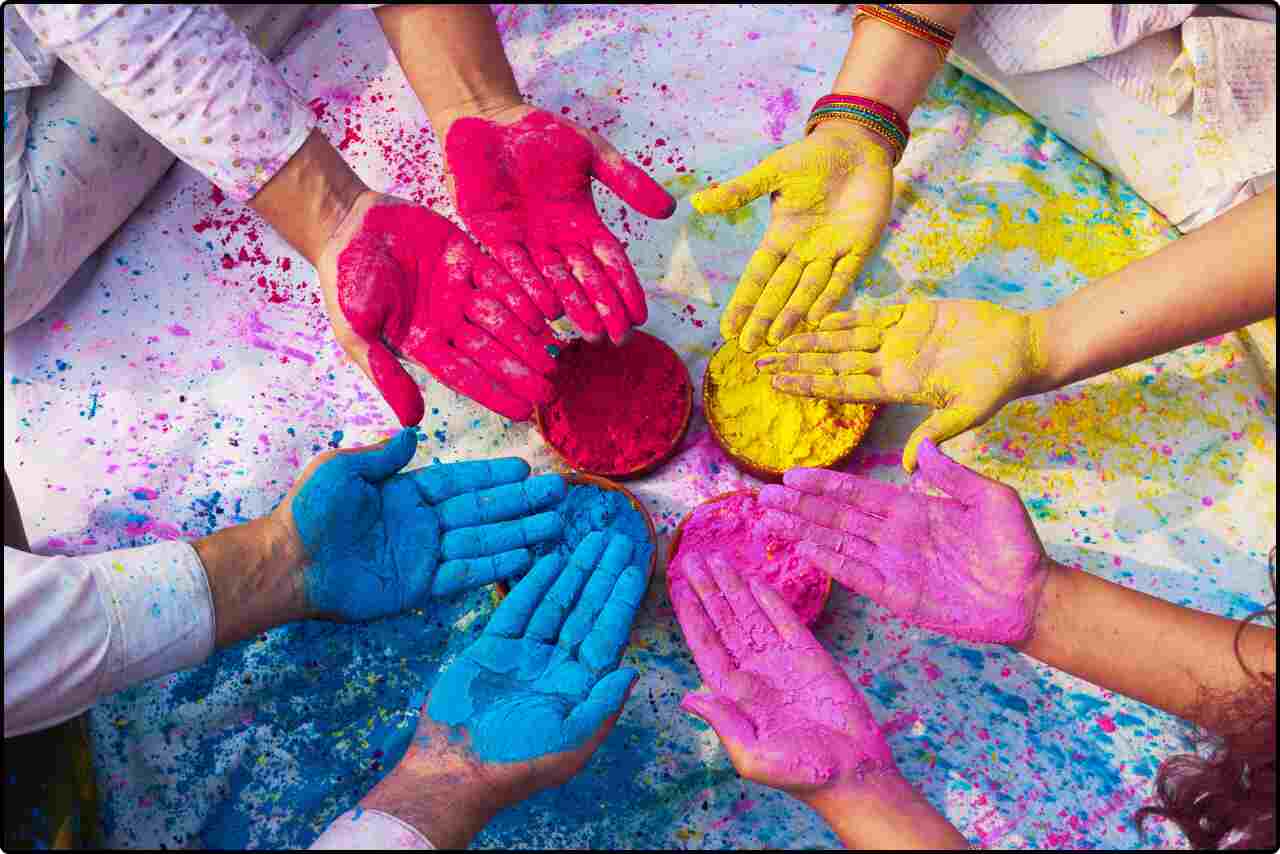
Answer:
[706, 338, 874, 472]
[540, 332, 691, 476]
[530, 483, 655, 572]
[669, 492, 828, 625]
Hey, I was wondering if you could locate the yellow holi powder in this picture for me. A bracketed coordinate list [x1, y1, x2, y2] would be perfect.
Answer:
[705, 336, 875, 472]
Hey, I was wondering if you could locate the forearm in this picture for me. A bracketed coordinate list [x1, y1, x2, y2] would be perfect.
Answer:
[1029, 187, 1277, 395]
[802, 770, 969, 849]
[193, 516, 309, 648]
[353, 754, 497, 850]
[1019, 559, 1276, 734]
[376, 4, 521, 137]
[832, 5, 973, 117]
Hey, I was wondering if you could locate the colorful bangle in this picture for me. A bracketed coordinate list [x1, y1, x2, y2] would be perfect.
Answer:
[853, 4, 955, 63]
[805, 94, 909, 165]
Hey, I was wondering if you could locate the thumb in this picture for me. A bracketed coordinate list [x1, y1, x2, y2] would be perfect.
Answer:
[911, 437, 994, 506]
[690, 159, 782, 215]
[902, 407, 977, 474]
[356, 337, 425, 427]
[345, 428, 418, 482]
[562, 668, 638, 748]
[680, 691, 756, 746]
[590, 140, 677, 220]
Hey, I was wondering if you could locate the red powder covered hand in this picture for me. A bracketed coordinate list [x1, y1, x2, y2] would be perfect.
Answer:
[318, 192, 558, 425]
[759, 439, 1051, 646]
[445, 108, 677, 345]
[671, 552, 899, 798]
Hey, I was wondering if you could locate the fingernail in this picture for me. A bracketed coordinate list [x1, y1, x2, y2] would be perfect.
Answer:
[755, 356, 777, 369]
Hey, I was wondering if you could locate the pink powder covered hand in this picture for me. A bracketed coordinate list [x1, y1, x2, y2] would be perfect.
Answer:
[759, 438, 1050, 645]
[317, 192, 558, 426]
[670, 551, 898, 798]
[445, 108, 677, 345]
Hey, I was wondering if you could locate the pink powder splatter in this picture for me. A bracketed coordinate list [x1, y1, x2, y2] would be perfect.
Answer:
[168, 324, 191, 337]
[1201, 496, 1214, 507]
[762, 88, 800, 142]
[1096, 715, 1117, 733]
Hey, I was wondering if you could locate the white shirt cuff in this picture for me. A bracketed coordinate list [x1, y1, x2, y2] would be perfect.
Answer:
[311, 808, 435, 849]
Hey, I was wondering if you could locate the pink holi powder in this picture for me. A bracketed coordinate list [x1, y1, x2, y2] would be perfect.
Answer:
[1096, 715, 1117, 733]
[671, 492, 829, 624]
[1201, 496, 1214, 507]
[167, 324, 191, 337]
[762, 88, 800, 143]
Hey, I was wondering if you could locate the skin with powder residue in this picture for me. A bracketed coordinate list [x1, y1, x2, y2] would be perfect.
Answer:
[691, 123, 893, 352]
[707, 336, 875, 472]
[765, 299, 1047, 472]
[286, 429, 568, 621]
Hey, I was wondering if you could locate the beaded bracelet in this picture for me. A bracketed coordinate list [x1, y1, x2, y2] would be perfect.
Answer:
[805, 94, 909, 165]
[853, 4, 955, 63]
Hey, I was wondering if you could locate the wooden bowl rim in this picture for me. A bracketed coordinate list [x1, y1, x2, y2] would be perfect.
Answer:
[533, 331, 694, 481]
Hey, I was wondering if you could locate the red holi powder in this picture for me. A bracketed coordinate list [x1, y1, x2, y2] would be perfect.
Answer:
[540, 332, 691, 477]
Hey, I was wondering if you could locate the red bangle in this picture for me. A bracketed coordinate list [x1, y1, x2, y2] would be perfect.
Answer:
[813, 94, 910, 142]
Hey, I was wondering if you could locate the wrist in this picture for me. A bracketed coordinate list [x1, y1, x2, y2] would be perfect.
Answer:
[1022, 305, 1069, 397]
[1011, 556, 1072, 656]
[363, 755, 498, 850]
[195, 516, 309, 647]
[809, 117, 899, 166]
[802, 769, 968, 849]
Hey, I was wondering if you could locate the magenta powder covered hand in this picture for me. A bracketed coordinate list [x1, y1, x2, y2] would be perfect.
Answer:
[445, 107, 677, 345]
[317, 192, 558, 426]
[670, 552, 897, 798]
[759, 439, 1050, 645]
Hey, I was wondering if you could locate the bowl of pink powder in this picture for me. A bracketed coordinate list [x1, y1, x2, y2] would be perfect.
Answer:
[666, 490, 832, 626]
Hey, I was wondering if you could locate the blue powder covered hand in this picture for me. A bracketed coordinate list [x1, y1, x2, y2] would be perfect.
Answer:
[283, 428, 567, 622]
[426, 531, 646, 763]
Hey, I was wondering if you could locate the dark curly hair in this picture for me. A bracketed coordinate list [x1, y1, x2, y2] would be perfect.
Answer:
[1135, 547, 1277, 849]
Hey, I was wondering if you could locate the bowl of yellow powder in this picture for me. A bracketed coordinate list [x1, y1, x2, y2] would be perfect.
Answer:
[703, 338, 876, 482]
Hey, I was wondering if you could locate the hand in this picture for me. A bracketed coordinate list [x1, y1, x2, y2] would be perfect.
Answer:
[691, 122, 893, 353]
[316, 191, 561, 425]
[445, 106, 677, 345]
[271, 428, 567, 622]
[762, 299, 1048, 471]
[669, 551, 897, 799]
[759, 438, 1050, 646]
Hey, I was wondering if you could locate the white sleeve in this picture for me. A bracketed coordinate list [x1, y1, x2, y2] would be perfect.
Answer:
[3, 540, 215, 738]
[12, 3, 315, 202]
[311, 809, 436, 849]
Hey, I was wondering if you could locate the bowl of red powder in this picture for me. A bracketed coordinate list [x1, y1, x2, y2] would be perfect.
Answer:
[535, 331, 693, 480]
[666, 490, 832, 626]
[493, 472, 659, 602]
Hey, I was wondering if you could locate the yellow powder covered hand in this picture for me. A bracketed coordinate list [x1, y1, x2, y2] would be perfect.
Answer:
[691, 124, 893, 353]
[759, 300, 1048, 472]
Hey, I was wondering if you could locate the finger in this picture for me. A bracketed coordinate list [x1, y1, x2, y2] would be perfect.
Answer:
[561, 667, 639, 750]
[590, 136, 677, 219]
[410, 458, 539, 503]
[439, 511, 562, 560]
[740, 256, 804, 353]
[558, 535, 634, 656]
[781, 467, 907, 511]
[485, 550, 565, 638]
[413, 339, 533, 421]
[680, 692, 757, 746]
[680, 553, 751, 664]
[532, 245, 605, 343]
[464, 292, 557, 376]
[911, 436, 995, 503]
[903, 410, 979, 474]
[473, 248, 547, 336]
[774, 327, 885, 354]
[797, 541, 892, 605]
[436, 473, 567, 528]
[453, 324, 555, 408]
[669, 571, 736, 685]
[771, 372, 887, 402]
[720, 248, 782, 342]
[342, 428, 417, 481]
[579, 564, 647, 674]
[431, 549, 532, 598]
[806, 251, 869, 324]
[754, 351, 875, 376]
[818, 303, 906, 331]
[705, 554, 777, 651]
[690, 160, 783, 215]
[495, 242, 562, 324]
[592, 237, 647, 327]
[748, 578, 820, 649]
[767, 258, 833, 346]
[756, 485, 884, 540]
[526, 531, 608, 642]
[562, 245, 630, 345]
[363, 340, 426, 427]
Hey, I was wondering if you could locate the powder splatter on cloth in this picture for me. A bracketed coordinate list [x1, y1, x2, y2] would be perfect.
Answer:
[670, 492, 829, 625]
[540, 332, 691, 477]
[706, 337, 875, 473]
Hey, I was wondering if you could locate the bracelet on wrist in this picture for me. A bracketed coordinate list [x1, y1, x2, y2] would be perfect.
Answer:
[852, 4, 956, 63]
[805, 93, 909, 165]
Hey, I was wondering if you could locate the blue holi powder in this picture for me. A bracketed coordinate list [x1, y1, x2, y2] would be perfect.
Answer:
[546, 342, 561, 358]
[950, 646, 985, 672]
[979, 683, 1030, 716]
[531, 484, 654, 571]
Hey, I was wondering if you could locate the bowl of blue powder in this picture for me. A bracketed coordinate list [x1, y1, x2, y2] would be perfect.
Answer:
[493, 473, 658, 600]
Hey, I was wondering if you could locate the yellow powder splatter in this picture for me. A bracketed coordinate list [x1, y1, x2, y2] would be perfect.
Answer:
[705, 336, 874, 472]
